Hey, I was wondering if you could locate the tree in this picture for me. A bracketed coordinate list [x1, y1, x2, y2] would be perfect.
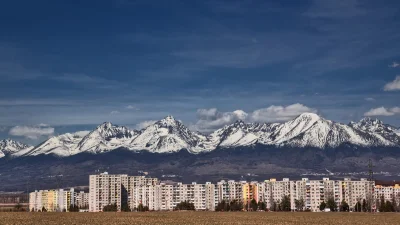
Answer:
[216, 200, 229, 212]
[245, 199, 258, 211]
[216, 199, 243, 211]
[392, 196, 398, 212]
[121, 203, 131, 212]
[395, 193, 400, 212]
[257, 201, 266, 211]
[384, 200, 395, 212]
[270, 201, 278, 212]
[175, 201, 195, 211]
[340, 200, 349, 212]
[31, 208, 35, 212]
[229, 200, 243, 211]
[362, 199, 367, 212]
[295, 198, 305, 211]
[319, 201, 326, 211]
[280, 195, 291, 212]
[103, 203, 118, 212]
[69, 204, 79, 212]
[354, 201, 362, 212]
[378, 195, 385, 212]
[41, 207, 47, 212]
[326, 197, 337, 212]
[137, 203, 149, 212]
[14, 202, 23, 211]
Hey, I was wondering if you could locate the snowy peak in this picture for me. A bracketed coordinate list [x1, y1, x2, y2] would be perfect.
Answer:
[350, 117, 391, 132]
[0, 139, 31, 158]
[93, 122, 137, 140]
[4, 114, 400, 158]
[0, 139, 30, 153]
[208, 120, 259, 148]
[130, 116, 203, 153]
[349, 117, 400, 145]
[77, 122, 139, 154]
[23, 131, 90, 157]
[157, 115, 177, 126]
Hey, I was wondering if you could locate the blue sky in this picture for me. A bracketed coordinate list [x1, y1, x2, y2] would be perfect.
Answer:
[1, 0, 400, 144]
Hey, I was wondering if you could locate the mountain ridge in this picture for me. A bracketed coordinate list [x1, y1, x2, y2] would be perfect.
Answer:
[2, 113, 400, 158]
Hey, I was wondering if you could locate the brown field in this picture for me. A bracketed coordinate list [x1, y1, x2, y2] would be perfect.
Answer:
[0, 212, 399, 225]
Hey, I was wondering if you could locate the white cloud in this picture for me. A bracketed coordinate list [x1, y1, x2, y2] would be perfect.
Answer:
[110, 111, 120, 115]
[37, 123, 49, 127]
[391, 107, 400, 114]
[364, 97, 375, 101]
[251, 103, 317, 123]
[136, 120, 157, 130]
[194, 103, 316, 132]
[195, 108, 248, 133]
[389, 61, 399, 68]
[363, 107, 400, 116]
[126, 105, 139, 110]
[73, 130, 91, 137]
[383, 76, 400, 91]
[9, 125, 54, 139]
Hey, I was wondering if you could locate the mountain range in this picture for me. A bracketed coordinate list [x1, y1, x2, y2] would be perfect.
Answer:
[1, 113, 400, 159]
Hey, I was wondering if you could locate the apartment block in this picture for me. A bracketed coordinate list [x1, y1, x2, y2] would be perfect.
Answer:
[75, 191, 89, 209]
[29, 188, 79, 212]
[85, 173, 397, 212]
[89, 172, 123, 212]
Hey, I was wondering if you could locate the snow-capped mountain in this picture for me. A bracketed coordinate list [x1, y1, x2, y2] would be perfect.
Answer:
[4, 113, 400, 158]
[130, 116, 207, 153]
[349, 118, 400, 145]
[203, 120, 260, 148]
[77, 122, 138, 154]
[22, 131, 90, 157]
[0, 139, 32, 158]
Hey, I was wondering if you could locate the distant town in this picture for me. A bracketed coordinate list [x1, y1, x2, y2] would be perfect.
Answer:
[24, 172, 400, 213]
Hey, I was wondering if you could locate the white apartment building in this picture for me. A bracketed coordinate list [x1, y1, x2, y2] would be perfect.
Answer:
[29, 190, 42, 211]
[75, 191, 89, 209]
[263, 178, 292, 209]
[216, 180, 246, 202]
[29, 188, 78, 212]
[131, 176, 159, 209]
[86, 173, 395, 212]
[205, 182, 218, 211]
[89, 172, 124, 212]
[341, 178, 372, 210]
[57, 188, 75, 212]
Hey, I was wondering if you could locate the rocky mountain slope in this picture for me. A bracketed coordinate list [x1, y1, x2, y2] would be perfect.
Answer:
[0, 139, 32, 158]
[4, 113, 400, 158]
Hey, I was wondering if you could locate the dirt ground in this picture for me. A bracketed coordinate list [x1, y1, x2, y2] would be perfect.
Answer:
[0, 211, 399, 225]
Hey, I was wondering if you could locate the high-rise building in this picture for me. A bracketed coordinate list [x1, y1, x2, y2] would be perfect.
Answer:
[89, 172, 124, 212]
[75, 191, 89, 209]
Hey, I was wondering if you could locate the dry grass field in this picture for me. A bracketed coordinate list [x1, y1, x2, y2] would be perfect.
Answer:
[0, 212, 399, 225]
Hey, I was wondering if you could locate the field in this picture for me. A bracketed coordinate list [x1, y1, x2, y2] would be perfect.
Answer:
[0, 212, 400, 225]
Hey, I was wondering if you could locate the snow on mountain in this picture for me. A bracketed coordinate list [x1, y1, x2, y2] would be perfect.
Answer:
[22, 131, 90, 157]
[5, 113, 400, 158]
[203, 120, 259, 148]
[0, 139, 32, 158]
[349, 117, 400, 146]
[76, 122, 138, 154]
[129, 116, 206, 153]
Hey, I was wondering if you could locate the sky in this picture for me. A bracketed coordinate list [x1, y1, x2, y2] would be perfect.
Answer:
[1, 0, 400, 144]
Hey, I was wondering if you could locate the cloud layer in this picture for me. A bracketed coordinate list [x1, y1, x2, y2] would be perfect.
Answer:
[135, 120, 157, 130]
[384, 76, 400, 91]
[364, 107, 400, 116]
[194, 103, 317, 132]
[9, 125, 55, 139]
